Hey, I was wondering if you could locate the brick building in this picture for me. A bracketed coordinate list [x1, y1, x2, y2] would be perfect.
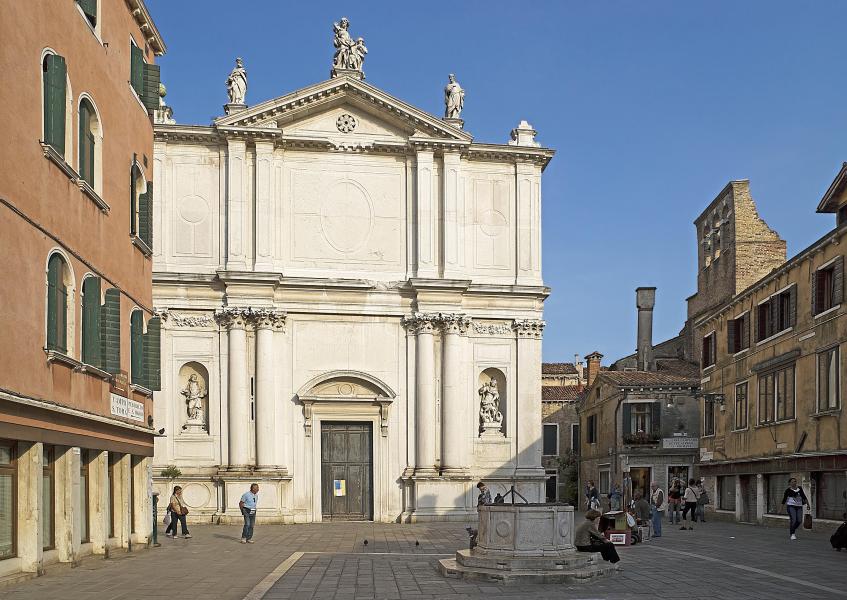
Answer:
[0, 0, 164, 581]
[695, 172, 847, 527]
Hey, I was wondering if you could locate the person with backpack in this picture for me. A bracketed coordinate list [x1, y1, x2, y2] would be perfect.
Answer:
[695, 479, 709, 523]
[681, 478, 699, 530]
[780, 478, 810, 540]
[831, 513, 847, 551]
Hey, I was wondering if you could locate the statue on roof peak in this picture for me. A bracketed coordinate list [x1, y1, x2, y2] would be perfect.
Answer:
[332, 17, 367, 78]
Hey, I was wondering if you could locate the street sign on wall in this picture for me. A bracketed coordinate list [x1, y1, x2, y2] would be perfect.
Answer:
[110, 393, 144, 422]
[662, 437, 698, 449]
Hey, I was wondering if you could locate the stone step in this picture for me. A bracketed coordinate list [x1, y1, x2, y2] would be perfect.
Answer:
[454, 548, 598, 571]
[438, 557, 617, 585]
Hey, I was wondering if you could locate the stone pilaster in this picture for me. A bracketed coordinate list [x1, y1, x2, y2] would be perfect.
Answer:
[415, 149, 437, 278]
[216, 308, 251, 468]
[254, 141, 274, 271]
[441, 151, 462, 279]
[513, 319, 545, 475]
[404, 313, 438, 474]
[17, 441, 43, 574]
[515, 161, 542, 285]
[88, 450, 108, 556]
[439, 313, 470, 474]
[251, 309, 287, 470]
[225, 139, 248, 270]
[54, 446, 80, 564]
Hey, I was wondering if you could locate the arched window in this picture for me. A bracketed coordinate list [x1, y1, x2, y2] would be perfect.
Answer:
[81, 276, 102, 367]
[130, 162, 152, 248]
[46, 254, 72, 353]
[130, 309, 144, 385]
[42, 53, 67, 156]
[78, 97, 101, 190]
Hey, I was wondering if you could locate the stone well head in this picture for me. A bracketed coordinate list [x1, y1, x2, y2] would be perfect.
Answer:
[476, 503, 574, 557]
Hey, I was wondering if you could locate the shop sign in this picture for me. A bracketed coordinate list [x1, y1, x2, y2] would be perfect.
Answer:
[110, 393, 144, 422]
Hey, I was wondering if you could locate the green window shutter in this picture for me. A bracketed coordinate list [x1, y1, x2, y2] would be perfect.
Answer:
[77, 0, 97, 26]
[727, 319, 736, 354]
[130, 44, 144, 96]
[130, 166, 138, 236]
[78, 101, 95, 186]
[100, 289, 121, 375]
[82, 277, 102, 367]
[651, 401, 661, 435]
[143, 317, 161, 390]
[142, 63, 161, 112]
[833, 256, 844, 305]
[788, 285, 797, 327]
[43, 54, 67, 155]
[138, 181, 153, 249]
[130, 310, 144, 385]
[622, 403, 632, 436]
[742, 313, 750, 350]
[46, 255, 61, 351]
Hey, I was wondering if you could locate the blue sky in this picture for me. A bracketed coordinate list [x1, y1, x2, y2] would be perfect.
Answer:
[147, 0, 847, 364]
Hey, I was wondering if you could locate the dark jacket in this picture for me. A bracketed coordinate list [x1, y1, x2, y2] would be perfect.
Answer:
[574, 519, 606, 546]
[781, 486, 809, 505]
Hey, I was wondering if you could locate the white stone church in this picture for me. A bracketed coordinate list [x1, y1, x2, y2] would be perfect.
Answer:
[151, 21, 553, 522]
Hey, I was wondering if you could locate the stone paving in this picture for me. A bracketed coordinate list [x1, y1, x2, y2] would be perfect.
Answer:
[1, 518, 845, 599]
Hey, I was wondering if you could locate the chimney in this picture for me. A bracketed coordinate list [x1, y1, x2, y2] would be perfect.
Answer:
[574, 354, 584, 381]
[636, 287, 656, 371]
[585, 351, 603, 387]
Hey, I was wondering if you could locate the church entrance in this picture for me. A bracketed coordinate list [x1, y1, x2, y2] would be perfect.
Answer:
[320, 421, 373, 521]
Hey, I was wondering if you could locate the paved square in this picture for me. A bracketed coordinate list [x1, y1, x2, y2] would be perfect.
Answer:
[2, 519, 845, 599]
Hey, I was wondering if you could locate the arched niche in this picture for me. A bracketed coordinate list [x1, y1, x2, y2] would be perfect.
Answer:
[478, 368, 507, 436]
[178, 361, 209, 433]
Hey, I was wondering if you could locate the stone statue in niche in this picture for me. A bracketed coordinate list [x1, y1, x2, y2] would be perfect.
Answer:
[181, 373, 207, 426]
[226, 57, 247, 105]
[479, 378, 503, 435]
[444, 74, 465, 119]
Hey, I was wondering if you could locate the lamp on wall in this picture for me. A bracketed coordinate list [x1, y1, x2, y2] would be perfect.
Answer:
[705, 393, 726, 405]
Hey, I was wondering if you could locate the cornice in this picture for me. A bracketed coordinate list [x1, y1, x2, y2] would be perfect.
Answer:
[126, 0, 166, 55]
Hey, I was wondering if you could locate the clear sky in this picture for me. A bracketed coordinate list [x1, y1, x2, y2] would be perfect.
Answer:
[147, 0, 847, 365]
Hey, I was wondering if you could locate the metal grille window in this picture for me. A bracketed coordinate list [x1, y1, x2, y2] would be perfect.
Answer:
[815, 471, 847, 521]
[42, 446, 54, 550]
[817, 347, 840, 412]
[0, 442, 16, 559]
[719, 476, 736, 511]
[765, 473, 792, 514]
[734, 382, 748, 430]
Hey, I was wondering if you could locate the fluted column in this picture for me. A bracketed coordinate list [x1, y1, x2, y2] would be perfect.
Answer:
[406, 313, 437, 474]
[440, 314, 470, 474]
[216, 308, 251, 468]
[252, 309, 286, 469]
[514, 319, 545, 474]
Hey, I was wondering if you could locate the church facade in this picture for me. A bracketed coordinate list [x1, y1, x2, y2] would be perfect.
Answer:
[151, 34, 553, 522]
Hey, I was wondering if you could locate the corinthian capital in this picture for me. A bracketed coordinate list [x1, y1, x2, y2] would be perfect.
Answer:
[214, 307, 250, 329]
[438, 313, 471, 335]
[249, 308, 287, 331]
[512, 318, 545, 339]
[403, 312, 438, 334]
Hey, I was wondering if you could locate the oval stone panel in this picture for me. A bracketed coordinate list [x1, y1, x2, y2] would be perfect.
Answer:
[320, 180, 373, 253]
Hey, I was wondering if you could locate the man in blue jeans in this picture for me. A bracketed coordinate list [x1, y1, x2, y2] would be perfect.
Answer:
[239, 483, 259, 543]
[650, 481, 665, 538]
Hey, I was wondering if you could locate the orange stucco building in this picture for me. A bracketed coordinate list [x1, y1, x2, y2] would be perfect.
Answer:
[0, 0, 164, 580]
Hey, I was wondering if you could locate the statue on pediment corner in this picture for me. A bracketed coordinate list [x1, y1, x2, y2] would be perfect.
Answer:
[226, 57, 247, 105]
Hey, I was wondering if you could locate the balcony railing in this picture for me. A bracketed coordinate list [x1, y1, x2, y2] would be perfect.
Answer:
[622, 432, 661, 445]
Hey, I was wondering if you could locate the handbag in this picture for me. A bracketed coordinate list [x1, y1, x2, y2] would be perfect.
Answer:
[181, 506, 189, 516]
[803, 513, 813, 530]
[163, 511, 172, 526]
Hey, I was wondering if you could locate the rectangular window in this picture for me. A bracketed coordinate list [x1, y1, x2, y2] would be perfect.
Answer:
[757, 287, 796, 342]
[704, 397, 716, 436]
[815, 265, 836, 314]
[766, 473, 792, 514]
[598, 469, 610, 496]
[542, 424, 558, 456]
[728, 313, 750, 354]
[815, 471, 847, 521]
[545, 470, 558, 503]
[817, 347, 840, 412]
[42, 446, 55, 550]
[734, 382, 748, 430]
[718, 476, 736, 511]
[0, 441, 16, 559]
[586, 415, 597, 444]
[702, 332, 716, 367]
[631, 403, 652, 433]
[758, 364, 795, 424]
[79, 451, 89, 544]
[571, 423, 580, 454]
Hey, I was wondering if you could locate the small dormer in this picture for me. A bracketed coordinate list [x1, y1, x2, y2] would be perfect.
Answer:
[817, 162, 847, 227]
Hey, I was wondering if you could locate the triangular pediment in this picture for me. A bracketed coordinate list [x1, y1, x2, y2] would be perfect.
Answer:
[214, 75, 473, 143]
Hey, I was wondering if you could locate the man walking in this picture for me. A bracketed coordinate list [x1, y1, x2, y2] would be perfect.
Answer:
[239, 483, 259, 544]
[650, 481, 666, 538]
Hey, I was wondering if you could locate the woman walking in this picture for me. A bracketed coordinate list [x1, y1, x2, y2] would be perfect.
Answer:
[667, 479, 682, 524]
[781, 477, 810, 540]
[575, 509, 621, 565]
[165, 485, 191, 539]
[681, 478, 699, 530]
